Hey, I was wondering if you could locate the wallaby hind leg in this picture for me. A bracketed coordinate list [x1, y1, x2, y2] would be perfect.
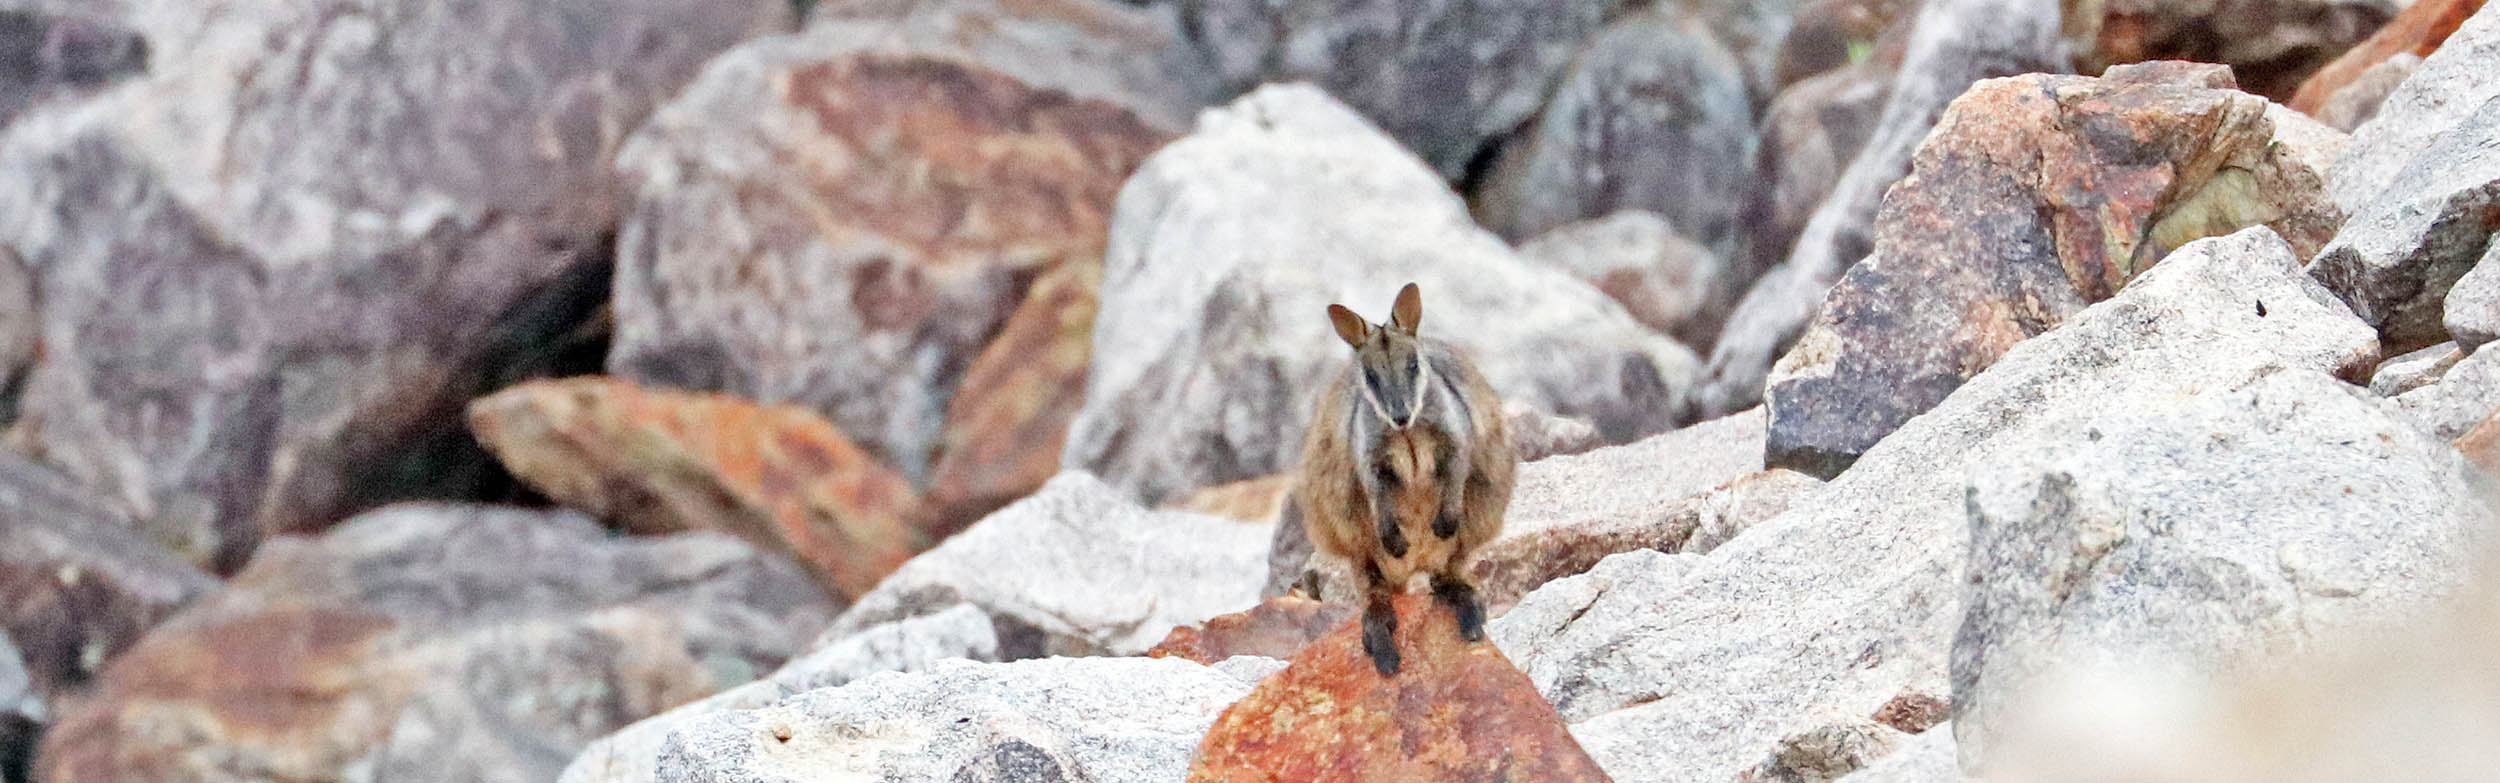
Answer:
[1432, 573, 1486, 643]
[1361, 560, 1401, 676]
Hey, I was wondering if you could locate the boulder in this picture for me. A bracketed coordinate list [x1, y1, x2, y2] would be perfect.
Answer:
[607, 3, 1187, 481]
[2369, 341, 2465, 396]
[1761, 63, 2346, 478]
[821, 472, 1269, 658]
[2065, 0, 2397, 101]
[1168, 473, 1298, 525]
[0, 452, 216, 729]
[655, 656, 1259, 783]
[2460, 409, 2500, 475]
[1772, 0, 1918, 86]
[466, 377, 925, 603]
[1473, 8, 1758, 266]
[1486, 228, 2380, 782]
[2446, 241, 2500, 350]
[36, 503, 835, 783]
[1695, 0, 2067, 417]
[2304, 52, 2419, 131]
[1830, 728, 1968, 783]
[1754, 61, 1894, 276]
[921, 259, 1099, 539]
[1948, 368, 2496, 769]
[559, 605, 1003, 783]
[1173, 0, 1611, 177]
[2286, 0, 2486, 120]
[0, 9, 147, 129]
[0, 0, 785, 570]
[1147, 595, 1358, 665]
[1516, 211, 1730, 349]
[1669, 0, 1813, 101]
[804, 0, 1217, 131]
[1067, 84, 1700, 506]
[1188, 593, 1612, 783]
[2390, 345, 2500, 440]
[2327, 0, 2500, 212]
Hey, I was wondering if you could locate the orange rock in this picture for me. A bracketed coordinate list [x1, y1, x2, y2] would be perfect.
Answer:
[921, 260, 1100, 539]
[467, 377, 924, 602]
[2288, 0, 2488, 116]
[1162, 473, 1298, 524]
[2459, 408, 2500, 476]
[1147, 595, 1357, 665]
[1187, 593, 1614, 783]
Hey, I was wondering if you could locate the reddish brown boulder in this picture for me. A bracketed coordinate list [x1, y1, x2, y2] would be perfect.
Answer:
[1147, 595, 1357, 665]
[2068, 0, 2396, 100]
[2289, 0, 2488, 119]
[922, 259, 1102, 538]
[1187, 593, 1613, 782]
[467, 377, 925, 602]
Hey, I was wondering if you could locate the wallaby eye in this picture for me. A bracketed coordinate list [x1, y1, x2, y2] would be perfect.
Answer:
[1406, 355, 1420, 384]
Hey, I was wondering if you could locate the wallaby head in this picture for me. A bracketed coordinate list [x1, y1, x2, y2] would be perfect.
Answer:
[1326, 283, 1431, 429]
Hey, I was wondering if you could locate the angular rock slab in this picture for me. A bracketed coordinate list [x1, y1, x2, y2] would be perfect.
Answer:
[37, 504, 835, 783]
[467, 377, 926, 603]
[2391, 343, 2500, 440]
[608, 8, 1179, 480]
[2065, 0, 2397, 100]
[1694, 0, 2067, 417]
[1949, 367, 2499, 770]
[1066, 83, 1699, 505]
[1148, 595, 1358, 665]
[2286, 0, 2488, 121]
[821, 472, 1269, 657]
[1188, 593, 1612, 783]
[922, 258, 1100, 539]
[1516, 211, 1731, 350]
[655, 656, 1258, 783]
[1763, 63, 2345, 478]
[1488, 228, 2379, 783]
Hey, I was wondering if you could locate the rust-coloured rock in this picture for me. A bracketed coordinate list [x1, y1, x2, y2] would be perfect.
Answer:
[2289, 0, 2488, 117]
[2461, 408, 2500, 476]
[1187, 593, 1613, 783]
[921, 259, 1102, 538]
[1147, 595, 1357, 665]
[2068, 0, 2396, 100]
[467, 377, 925, 602]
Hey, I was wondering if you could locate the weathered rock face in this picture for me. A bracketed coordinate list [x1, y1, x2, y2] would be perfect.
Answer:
[1948, 369, 2495, 769]
[2446, 242, 2500, 351]
[2305, 52, 2419, 131]
[1829, 727, 1967, 783]
[1067, 84, 1700, 506]
[2287, 0, 2487, 123]
[560, 604, 1003, 783]
[467, 377, 925, 603]
[2308, 2, 2500, 353]
[1174, 0, 1611, 177]
[2391, 344, 2500, 440]
[0, 247, 32, 424]
[0, 452, 216, 735]
[1695, 0, 2067, 417]
[1474, 8, 1758, 265]
[1517, 211, 1730, 350]
[922, 259, 1099, 539]
[1188, 593, 1612, 783]
[608, 3, 1187, 482]
[823, 472, 1269, 658]
[1483, 228, 2380, 782]
[1773, 0, 1919, 87]
[2460, 409, 2500, 475]
[1478, 468, 1823, 610]
[2065, 0, 2397, 101]
[2370, 341, 2466, 395]
[656, 656, 1258, 783]
[0, 9, 147, 129]
[37, 503, 835, 783]
[1761, 63, 2346, 478]
[1148, 595, 1357, 665]
[1754, 61, 1894, 276]
[0, 0, 785, 571]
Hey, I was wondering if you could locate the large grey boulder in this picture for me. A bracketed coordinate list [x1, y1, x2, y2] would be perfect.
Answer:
[1066, 84, 1700, 505]
[1693, 0, 2066, 417]
[2309, 2, 2500, 353]
[654, 656, 1258, 783]
[1173, 0, 1612, 177]
[1949, 368, 2496, 770]
[0, 0, 786, 569]
[1485, 228, 2379, 782]
[36, 504, 834, 783]
[607, 0, 1205, 480]
[822, 472, 1269, 658]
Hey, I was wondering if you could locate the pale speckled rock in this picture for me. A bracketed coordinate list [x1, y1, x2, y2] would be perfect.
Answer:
[823, 472, 1269, 658]
[0, 9, 148, 129]
[2391, 345, 2500, 440]
[1174, 0, 1611, 177]
[0, 243, 30, 423]
[39, 504, 835, 783]
[2370, 341, 2465, 396]
[1486, 228, 2379, 782]
[1831, 727, 1967, 783]
[559, 605, 1001, 783]
[2446, 242, 2500, 350]
[1066, 84, 1701, 506]
[2327, 0, 2500, 213]
[1474, 8, 1758, 266]
[654, 656, 1254, 783]
[1695, 0, 2066, 416]
[1516, 211, 1730, 349]
[1754, 62, 1892, 277]
[1949, 368, 2497, 770]
[1736, 718, 1910, 782]
[2310, 52, 2418, 131]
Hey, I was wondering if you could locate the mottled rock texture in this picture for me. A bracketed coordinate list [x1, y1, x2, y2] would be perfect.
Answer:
[2065, 0, 2397, 100]
[2287, 0, 2486, 121]
[1517, 211, 1731, 349]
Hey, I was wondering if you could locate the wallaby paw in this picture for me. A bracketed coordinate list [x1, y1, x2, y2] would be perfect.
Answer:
[1432, 512, 1459, 539]
[1379, 524, 1408, 558]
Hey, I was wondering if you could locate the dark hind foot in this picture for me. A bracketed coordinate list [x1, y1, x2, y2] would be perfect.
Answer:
[1362, 596, 1401, 675]
[1378, 518, 1408, 558]
[1434, 576, 1486, 642]
[1432, 510, 1459, 539]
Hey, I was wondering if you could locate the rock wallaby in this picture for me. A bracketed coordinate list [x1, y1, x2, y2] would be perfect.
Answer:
[1296, 282, 1516, 676]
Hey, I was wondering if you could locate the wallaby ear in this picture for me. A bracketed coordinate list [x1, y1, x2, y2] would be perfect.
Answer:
[1328, 304, 1371, 347]
[1389, 282, 1422, 334]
